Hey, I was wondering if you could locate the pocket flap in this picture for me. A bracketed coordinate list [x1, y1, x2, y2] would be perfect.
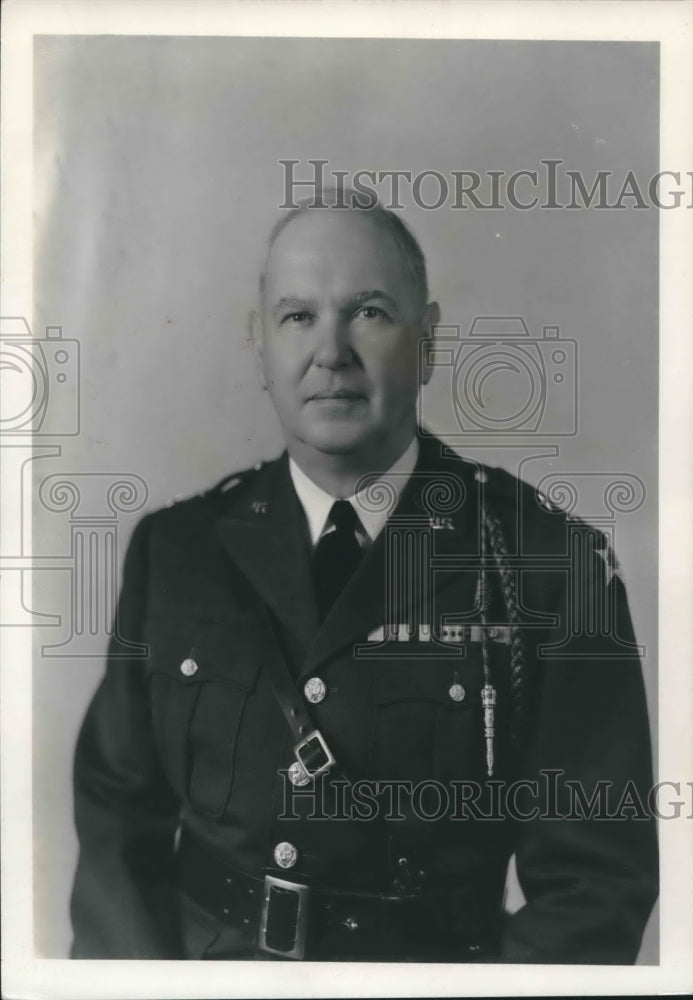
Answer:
[373, 657, 483, 708]
[147, 616, 263, 691]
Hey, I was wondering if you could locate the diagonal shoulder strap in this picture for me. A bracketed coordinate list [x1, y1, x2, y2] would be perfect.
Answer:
[256, 602, 349, 784]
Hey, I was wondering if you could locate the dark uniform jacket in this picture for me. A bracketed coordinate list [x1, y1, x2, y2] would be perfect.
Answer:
[71, 435, 658, 963]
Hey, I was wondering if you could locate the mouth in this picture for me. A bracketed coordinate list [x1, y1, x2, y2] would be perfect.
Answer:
[308, 389, 366, 401]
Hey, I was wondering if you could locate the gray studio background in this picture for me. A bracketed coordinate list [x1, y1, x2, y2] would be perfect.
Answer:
[32, 37, 658, 960]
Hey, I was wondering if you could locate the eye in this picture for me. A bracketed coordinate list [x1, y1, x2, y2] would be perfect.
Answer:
[355, 305, 390, 322]
[281, 311, 313, 326]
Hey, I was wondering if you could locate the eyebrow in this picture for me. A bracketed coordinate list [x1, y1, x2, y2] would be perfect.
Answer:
[272, 296, 316, 313]
[272, 290, 400, 313]
[350, 289, 399, 312]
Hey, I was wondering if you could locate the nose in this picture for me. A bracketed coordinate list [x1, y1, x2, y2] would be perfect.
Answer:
[312, 313, 353, 369]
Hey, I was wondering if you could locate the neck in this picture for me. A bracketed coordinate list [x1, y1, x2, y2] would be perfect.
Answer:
[287, 431, 416, 498]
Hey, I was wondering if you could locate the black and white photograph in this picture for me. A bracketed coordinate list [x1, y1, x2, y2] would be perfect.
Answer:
[2, 1, 692, 997]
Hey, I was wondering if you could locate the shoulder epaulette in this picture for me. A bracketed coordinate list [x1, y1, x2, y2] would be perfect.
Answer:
[482, 464, 568, 515]
[205, 461, 264, 497]
[163, 462, 264, 508]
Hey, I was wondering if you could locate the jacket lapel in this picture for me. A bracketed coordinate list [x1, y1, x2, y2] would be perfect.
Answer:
[301, 438, 481, 676]
[215, 455, 319, 647]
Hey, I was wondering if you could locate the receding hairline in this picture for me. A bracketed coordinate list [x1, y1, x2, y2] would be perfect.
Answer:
[258, 196, 429, 311]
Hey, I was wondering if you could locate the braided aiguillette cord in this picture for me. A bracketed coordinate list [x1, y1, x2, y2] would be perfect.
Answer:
[474, 468, 497, 778]
[485, 509, 526, 749]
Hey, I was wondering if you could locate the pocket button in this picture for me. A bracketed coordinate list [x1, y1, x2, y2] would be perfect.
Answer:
[180, 657, 199, 677]
[448, 683, 466, 702]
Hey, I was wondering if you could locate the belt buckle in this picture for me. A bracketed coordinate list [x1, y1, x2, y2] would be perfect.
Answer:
[293, 729, 335, 779]
[258, 875, 310, 960]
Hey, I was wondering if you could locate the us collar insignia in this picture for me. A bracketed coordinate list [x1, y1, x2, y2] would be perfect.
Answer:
[429, 515, 454, 531]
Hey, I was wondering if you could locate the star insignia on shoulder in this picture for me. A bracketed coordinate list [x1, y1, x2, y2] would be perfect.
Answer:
[219, 476, 243, 494]
[535, 489, 562, 514]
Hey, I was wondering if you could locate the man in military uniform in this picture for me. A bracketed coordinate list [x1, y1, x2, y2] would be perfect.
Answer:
[71, 199, 658, 963]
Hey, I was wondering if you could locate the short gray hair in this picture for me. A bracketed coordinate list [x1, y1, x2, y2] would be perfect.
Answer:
[259, 190, 429, 311]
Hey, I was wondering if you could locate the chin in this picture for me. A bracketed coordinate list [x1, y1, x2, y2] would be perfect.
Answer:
[300, 418, 373, 456]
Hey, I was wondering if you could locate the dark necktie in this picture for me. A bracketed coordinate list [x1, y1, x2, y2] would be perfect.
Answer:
[312, 500, 363, 622]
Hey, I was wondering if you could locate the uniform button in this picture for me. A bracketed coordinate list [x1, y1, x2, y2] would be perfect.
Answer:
[288, 761, 311, 787]
[273, 841, 298, 869]
[303, 677, 327, 704]
[344, 917, 359, 931]
[397, 856, 409, 867]
[487, 627, 498, 639]
[449, 683, 466, 702]
[180, 658, 198, 677]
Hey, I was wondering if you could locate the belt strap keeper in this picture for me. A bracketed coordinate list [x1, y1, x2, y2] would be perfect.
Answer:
[293, 729, 335, 778]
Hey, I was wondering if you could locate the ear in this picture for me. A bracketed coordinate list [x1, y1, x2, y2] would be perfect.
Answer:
[249, 310, 267, 390]
[419, 301, 440, 387]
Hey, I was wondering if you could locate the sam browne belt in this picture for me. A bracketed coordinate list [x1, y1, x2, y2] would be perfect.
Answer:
[176, 832, 502, 962]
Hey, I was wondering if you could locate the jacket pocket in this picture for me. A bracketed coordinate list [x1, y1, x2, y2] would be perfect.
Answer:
[371, 649, 500, 783]
[147, 617, 262, 817]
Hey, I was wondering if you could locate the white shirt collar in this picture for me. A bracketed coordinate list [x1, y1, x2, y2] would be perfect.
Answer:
[289, 437, 419, 548]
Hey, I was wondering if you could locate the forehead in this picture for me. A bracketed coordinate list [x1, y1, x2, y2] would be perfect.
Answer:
[263, 210, 415, 304]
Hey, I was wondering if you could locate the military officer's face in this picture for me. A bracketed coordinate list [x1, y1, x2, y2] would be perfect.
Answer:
[254, 210, 438, 460]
